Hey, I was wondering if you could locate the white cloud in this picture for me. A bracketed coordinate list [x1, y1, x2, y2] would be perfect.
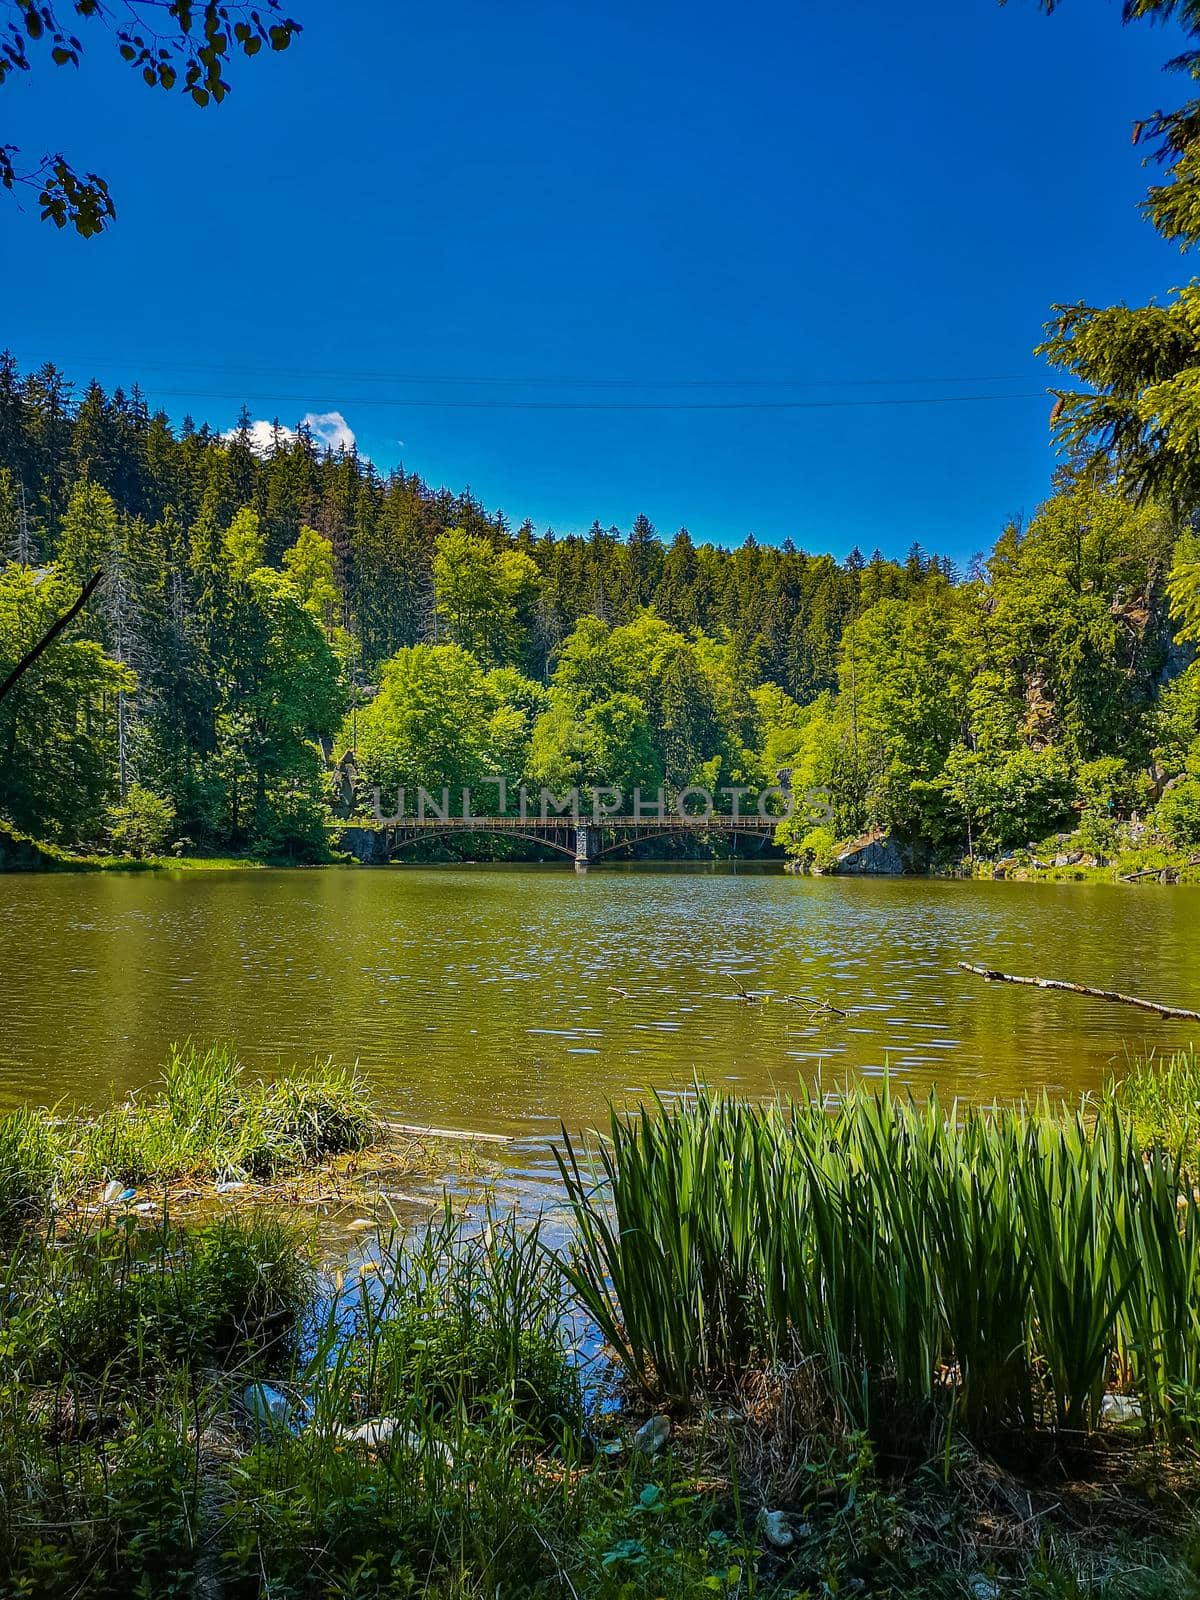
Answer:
[222, 411, 357, 457]
[302, 411, 356, 453]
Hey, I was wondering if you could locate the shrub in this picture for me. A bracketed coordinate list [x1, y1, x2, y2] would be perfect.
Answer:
[1076, 755, 1143, 817]
[9, 1213, 312, 1382]
[776, 819, 840, 871]
[1154, 777, 1200, 849]
[105, 783, 177, 858]
[0, 1385, 203, 1596]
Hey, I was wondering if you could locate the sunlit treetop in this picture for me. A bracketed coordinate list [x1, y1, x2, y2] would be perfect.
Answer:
[1016, 3, 1200, 505]
[0, 1, 300, 236]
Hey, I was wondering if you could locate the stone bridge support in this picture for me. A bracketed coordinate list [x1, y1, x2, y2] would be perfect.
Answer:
[574, 825, 593, 869]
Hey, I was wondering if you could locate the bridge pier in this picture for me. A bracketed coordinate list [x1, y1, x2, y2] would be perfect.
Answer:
[574, 825, 593, 870]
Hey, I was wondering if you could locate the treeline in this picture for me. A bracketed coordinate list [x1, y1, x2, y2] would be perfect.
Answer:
[0, 356, 947, 699]
[2, 354, 1199, 864]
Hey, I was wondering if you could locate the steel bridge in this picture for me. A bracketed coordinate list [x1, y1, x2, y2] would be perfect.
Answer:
[343, 813, 779, 866]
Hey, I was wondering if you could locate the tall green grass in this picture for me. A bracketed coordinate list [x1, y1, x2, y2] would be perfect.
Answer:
[69, 1041, 380, 1187]
[341, 1202, 581, 1437]
[0, 1044, 382, 1223]
[1109, 1047, 1200, 1164]
[0, 1107, 56, 1241]
[559, 1083, 1200, 1442]
[3, 1212, 312, 1383]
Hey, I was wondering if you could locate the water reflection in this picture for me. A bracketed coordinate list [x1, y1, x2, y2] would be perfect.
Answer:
[1, 865, 1197, 1190]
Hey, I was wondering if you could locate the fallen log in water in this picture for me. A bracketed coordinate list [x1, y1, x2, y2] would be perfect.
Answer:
[957, 961, 1200, 1021]
[380, 1119, 513, 1145]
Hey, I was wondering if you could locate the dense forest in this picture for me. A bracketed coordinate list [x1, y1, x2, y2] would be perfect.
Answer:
[1, 351, 1199, 867]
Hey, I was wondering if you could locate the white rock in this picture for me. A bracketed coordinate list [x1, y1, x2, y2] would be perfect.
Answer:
[339, 1417, 403, 1449]
[757, 1508, 794, 1550]
[632, 1414, 671, 1454]
[967, 1576, 1001, 1600]
[335, 1417, 452, 1461]
[1101, 1392, 1143, 1424]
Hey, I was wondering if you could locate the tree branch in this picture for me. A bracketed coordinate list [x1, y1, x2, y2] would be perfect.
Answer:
[0, 569, 105, 702]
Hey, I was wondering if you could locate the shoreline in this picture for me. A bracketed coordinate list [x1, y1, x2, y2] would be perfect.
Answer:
[5, 811, 1200, 882]
[4, 1051, 1200, 1594]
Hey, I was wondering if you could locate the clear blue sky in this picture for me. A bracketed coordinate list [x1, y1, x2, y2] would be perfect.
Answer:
[1, 0, 1188, 560]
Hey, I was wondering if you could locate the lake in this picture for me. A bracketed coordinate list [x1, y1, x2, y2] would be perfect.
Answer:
[1, 865, 1198, 1186]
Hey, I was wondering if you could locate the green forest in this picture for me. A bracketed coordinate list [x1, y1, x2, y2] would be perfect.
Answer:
[2, 352, 1200, 868]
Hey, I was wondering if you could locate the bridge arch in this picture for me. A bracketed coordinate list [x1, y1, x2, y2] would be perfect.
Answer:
[384, 826, 578, 861]
[590, 821, 777, 859]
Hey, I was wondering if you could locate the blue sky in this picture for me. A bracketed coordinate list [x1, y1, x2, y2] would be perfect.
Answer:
[1, 0, 1189, 560]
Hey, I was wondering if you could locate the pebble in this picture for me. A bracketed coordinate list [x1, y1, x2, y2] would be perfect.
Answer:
[967, 1576, 1001, 1600]
[757, 1508, 794, 1550]
[632, 1414, 671, 1454]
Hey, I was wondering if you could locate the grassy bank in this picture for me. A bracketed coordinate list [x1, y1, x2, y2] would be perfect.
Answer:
[0, 1043, 431, 1235]
[962, 844, 1200, 885]
[4, 1058, 1200, 1594]
[0, 819, 349, 873]
[2, 1192, 1199, 1596]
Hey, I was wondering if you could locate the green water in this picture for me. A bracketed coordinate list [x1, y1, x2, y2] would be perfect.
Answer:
[1, 864, 1198, 1182]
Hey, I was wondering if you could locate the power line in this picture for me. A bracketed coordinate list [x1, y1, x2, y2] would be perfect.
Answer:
[26, 353, 1040, 392]
[134, 388, 1048, 413]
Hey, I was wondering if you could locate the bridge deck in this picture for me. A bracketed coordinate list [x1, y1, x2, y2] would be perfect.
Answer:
[372, 813, 777, 831]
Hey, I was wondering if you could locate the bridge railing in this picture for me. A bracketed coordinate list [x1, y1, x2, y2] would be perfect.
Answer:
[379, 813, 778, 832]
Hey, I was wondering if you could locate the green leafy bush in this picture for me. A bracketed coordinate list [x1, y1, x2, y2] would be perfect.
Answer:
[9, 1213, 311, 1382]
[1154, 777, 1200, 849]
[105, 783, 177, 857]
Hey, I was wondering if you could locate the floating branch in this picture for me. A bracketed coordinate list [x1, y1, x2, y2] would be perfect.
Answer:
[724, 973, 767, 1003]
[957, 962, 1200, 1022]
[380, 1119, 513, 1145]
[785, 995, 849, 1019]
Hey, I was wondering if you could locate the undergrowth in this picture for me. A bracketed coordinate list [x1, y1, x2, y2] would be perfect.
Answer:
[4, 1064, 1200, 1593]
[0, 1043, 381, 1218]
[1108, 1047, 1200, 1167]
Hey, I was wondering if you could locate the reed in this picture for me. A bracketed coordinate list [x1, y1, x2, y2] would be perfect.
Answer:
[560, 1083, 1200, 1444]
[341, 1201, 582, 1438]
